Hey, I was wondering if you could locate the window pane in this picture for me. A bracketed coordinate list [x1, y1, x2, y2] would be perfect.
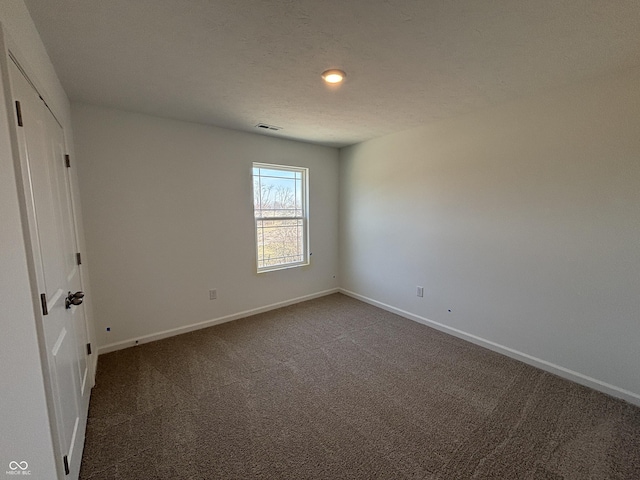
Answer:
[254, 168, 300, 219]
[256, 219, 304, 268]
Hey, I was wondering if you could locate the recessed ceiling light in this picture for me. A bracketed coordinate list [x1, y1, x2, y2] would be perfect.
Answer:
[321, 69, 346, 84]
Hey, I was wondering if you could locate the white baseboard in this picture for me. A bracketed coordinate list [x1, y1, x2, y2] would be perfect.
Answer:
[340, 289, 640, 407]
[98, 288, 339, 355]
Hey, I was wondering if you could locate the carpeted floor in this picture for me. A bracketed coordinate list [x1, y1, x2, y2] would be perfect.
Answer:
[80, 293, 640, 479]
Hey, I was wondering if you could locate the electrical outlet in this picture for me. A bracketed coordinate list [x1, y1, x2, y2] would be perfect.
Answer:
[416, 286, 424, 297]
[209, 289, 217, 300]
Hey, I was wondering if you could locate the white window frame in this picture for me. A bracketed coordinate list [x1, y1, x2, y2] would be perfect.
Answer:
[252, 163, 309, 273]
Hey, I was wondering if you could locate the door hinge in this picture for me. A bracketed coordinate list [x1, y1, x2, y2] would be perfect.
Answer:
[40, 293, 48, 316]
[76, 252, 82, 265]
[86, 343, 92, 355]
[65, 154, 71, 168]
[15, 100, 23, 127]
[63, 455, 69, 475]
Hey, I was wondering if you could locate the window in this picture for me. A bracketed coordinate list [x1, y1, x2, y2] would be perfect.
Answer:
[253, 163, 309, 272]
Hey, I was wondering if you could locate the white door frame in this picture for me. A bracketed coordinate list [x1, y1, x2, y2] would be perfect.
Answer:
[0, 24, 95, 480]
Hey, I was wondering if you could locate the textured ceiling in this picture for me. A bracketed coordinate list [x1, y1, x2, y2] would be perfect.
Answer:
[23, 0, 640, 148]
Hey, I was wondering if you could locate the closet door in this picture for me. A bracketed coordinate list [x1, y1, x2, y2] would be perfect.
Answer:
[10, 58, 89, 479]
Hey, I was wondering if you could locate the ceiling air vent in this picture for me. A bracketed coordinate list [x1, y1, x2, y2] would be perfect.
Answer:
[255, 123, 282, 131]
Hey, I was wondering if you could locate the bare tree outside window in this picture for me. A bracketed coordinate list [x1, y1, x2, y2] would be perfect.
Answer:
[253, 164, 308, 272]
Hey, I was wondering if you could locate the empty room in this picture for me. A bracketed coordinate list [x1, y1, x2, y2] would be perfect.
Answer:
[1, 1, 639, 479]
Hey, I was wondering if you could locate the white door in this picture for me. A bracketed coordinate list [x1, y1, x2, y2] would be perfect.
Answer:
[9, 58, 90, 479]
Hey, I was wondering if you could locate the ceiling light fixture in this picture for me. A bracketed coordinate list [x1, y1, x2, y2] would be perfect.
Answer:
[321, 69, 346, 84]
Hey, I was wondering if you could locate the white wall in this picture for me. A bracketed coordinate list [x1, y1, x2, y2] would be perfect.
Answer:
[340, 67, 640, 404]
[72, 103, 340, 350]
[0, 1, 87, 477]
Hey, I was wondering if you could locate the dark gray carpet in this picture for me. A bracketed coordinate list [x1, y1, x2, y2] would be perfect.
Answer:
[80, 293, 640, 479]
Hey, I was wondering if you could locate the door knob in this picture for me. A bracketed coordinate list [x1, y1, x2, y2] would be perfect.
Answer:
[65, 291, 84, 309]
